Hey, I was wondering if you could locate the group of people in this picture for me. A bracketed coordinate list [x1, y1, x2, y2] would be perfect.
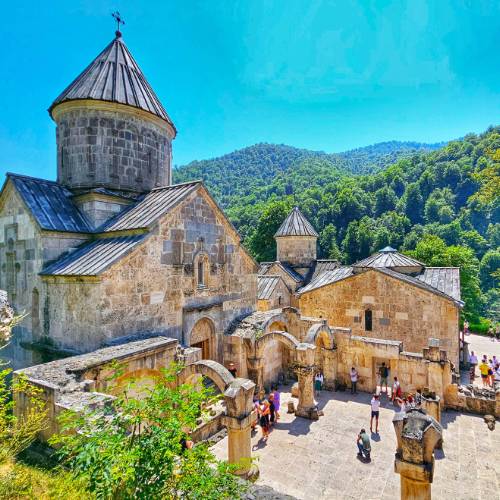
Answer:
[253, 386, 281, 440]
[469, 351, 500, 387]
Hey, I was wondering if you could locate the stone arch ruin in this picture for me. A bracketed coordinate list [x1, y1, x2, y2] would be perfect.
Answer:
[177, 360, 257, 478]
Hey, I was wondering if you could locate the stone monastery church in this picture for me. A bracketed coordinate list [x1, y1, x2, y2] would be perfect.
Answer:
[0, 30, 462, 373]
[0, 30, 257, 366]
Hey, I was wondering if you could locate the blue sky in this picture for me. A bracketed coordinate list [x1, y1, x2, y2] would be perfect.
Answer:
[0, 1, 499, 180]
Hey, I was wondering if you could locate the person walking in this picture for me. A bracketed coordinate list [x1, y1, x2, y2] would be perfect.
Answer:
[464, 320, 470, 336]
[259, 399, 271, 440]
[479, 359, 490, 387]
[488, 326, 495, 342]
[269, 393, 276, 426]
[488, 359, 495, 387]
[350, 367, 359, 394]
[379, 362, 389, 395]
[370, 394, 380, 433]
[391, 376, 401, 404]
[356, 429, 371, 462]
[272, 386, 281, 421]
[496, 324, 500, 342]
[314, 371, 324, 397]
[469, 351, 478, 381]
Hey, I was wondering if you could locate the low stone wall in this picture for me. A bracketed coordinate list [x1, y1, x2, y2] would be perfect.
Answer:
[14, 337, 180, 440]
[445, 383, 500, 417]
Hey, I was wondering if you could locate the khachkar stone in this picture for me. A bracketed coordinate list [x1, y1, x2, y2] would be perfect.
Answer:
[294, 343, 318, 419]
[393, 409, 443, 500]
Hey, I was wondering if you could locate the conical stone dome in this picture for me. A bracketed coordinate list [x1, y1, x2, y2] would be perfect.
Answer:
[50, 33, 175, 195]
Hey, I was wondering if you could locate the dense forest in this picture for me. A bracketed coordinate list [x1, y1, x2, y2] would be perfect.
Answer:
[175, 128, 500, 327]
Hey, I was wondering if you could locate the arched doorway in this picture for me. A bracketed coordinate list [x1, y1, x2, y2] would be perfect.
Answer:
[189, 318, 216, 360]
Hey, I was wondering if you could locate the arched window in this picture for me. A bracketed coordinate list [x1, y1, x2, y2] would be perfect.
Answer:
[195, 253, 209, 288]
[365, 310, 373, 332]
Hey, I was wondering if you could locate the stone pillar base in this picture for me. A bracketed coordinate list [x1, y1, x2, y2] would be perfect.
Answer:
[236, 463, 259, 482]
[295, 406, 319, 420]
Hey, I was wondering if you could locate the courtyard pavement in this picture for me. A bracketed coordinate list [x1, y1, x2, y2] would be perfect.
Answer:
[212, 387, 500, 500]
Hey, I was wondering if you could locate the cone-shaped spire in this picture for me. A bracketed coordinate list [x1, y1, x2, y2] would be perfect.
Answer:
[275, 207, 319, 238]
[49, 33, 175, 130]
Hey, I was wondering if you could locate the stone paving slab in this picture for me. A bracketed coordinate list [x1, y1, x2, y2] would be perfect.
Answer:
[211, 387, 500, 500]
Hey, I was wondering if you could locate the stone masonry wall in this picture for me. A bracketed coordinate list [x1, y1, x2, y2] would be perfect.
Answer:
[298, 270, 460, 366]
[44, 188, 257, 357]
[55, 106, 172, 194]
[0, 183, 90, 367]
[276, 236, 317, 266]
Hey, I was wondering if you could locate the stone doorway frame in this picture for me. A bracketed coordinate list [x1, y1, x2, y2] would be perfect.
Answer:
[188, 317, 216, 361]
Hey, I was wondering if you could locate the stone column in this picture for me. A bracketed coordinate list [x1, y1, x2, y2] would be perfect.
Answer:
[222, 378, 259, 480]
[421, 394, 441, 423]
[393, 409, 442, 500]
[246, 357, 263, 393]
[423, 339, 448, 407]
[294, 343, 317, 419]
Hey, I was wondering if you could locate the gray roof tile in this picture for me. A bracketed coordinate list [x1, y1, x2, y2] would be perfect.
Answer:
[353, 247, 424, 270]
[6, 173, 91, 233]
[40, 235, 146, 276]
[275, 207, 318, 237]
[310, 259, 340, 281]
[49, 34, 175, 129]
[101, 181, 200, 232]
[258, 275, 283, 300]
[415, 267, 461, 302]
[298, 267, 354, 294]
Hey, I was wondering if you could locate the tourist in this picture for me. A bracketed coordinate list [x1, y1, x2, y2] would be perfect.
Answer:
[496, 323, 500, 341]
[469, 351, 478, 380]
[495, 364, 500, 383]
[464, 320, 470, 335]
[350, 367, 358, 394]
[251, 395, 260, 431]
[370, 394, 380, 433]
[259, 399, 271, 439]
[398, 397, 409, 413]
[314, 371, 324, 396]
[356, 428, 371, 462]
[488, 359, 495, 387]
[379, 362, 389, 395]
[228, 362, 237, 378]
[269, 393, 276, 425]
[391, 376, 401, 403]
[272, 386, 281, 420]
[479, 359, 490, 387]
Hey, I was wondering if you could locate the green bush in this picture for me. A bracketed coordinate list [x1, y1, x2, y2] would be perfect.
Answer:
[469, 318, 492, 335]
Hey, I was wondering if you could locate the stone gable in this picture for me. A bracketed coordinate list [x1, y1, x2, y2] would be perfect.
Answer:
[298, 268, 459, 366]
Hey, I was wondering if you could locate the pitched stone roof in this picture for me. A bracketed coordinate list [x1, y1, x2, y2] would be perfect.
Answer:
[258, 275, 281, 300]
[101, 181, 200, 232]
[298, 267, 354, 294]
[414, 267, 461, 302]
[40, 235, 147, 276]
[353, 246, 424, 271]
[258, 261, 304, 282]
[274, 207, 318, 238]
[5, 173, 92, 233]
[49, 33, 175, 129]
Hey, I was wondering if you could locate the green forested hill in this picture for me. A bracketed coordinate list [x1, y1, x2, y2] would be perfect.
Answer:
[177, 128, 500, 324]
[173, 141, 443, 207]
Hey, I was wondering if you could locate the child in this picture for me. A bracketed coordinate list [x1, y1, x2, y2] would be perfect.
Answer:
[269, 393, 276, 425]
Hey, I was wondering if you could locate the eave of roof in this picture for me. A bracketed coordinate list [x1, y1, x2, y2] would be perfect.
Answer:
[40, 234, 147, 277]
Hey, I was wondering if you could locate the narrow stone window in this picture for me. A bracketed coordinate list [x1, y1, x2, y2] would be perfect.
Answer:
[32, 288, 40, 334]
[197, 260, 204, 286]
[365, 309, 373, 331]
